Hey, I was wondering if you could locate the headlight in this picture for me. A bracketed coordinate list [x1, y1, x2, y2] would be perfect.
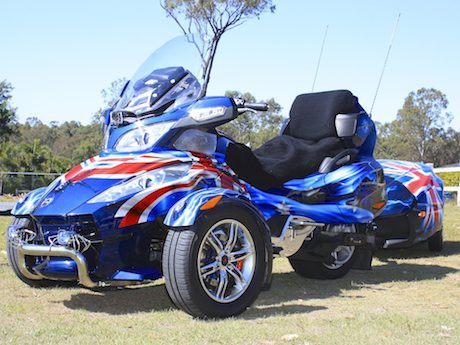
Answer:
[88, 163, 191, 204]
[114, 121, 175, 152]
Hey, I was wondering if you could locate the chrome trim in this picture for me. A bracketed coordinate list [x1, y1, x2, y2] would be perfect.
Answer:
[271, 216, 319, 257]
[17, 244, 106, 288]
[383, 238, 408, 249]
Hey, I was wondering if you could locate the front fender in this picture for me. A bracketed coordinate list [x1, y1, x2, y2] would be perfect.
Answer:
[12, 187, 48, 215]
[164, 188, 251, 227]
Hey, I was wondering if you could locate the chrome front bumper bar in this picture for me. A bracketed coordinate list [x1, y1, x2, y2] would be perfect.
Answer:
[17, 244, 105, 288]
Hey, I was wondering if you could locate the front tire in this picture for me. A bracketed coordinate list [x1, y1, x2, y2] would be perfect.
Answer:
[162, 205, 267, 318]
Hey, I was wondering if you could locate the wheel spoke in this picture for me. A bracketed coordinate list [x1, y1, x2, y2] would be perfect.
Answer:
[227, 263, 246, 288]
[224, 222, 238, 252]
[200, 261, 219, 279]
[229, 246, 253, 263]
[331, 250, 338, 260]
[340, 247, 352, 257]
[197, 219, 256, 303]
[216, 269, 229, 300]
[208, 231, 224, 253]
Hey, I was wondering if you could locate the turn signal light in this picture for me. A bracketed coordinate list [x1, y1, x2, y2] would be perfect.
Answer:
[418, 210, 426, 218]
[200, 195, 223, 211]
[372, 201, 386, 210]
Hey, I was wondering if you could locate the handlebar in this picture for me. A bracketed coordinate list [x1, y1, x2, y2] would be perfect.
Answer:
[234, 98, 269, 113]
[243, 102, 269, 111]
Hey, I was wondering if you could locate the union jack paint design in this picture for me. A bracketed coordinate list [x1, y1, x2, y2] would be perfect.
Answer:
[63, 153, 189, 183]
[380, 160, 444, 237]
[71, 151, 249, 228]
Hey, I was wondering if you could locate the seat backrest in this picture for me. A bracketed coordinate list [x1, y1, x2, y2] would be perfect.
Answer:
[285, 90, 359, 142]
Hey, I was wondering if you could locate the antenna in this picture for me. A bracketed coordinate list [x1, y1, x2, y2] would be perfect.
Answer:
[370, 13, 401, 117]
[311, 25, 329, 92]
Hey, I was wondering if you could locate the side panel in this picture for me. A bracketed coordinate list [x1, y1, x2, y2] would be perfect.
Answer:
[249, 158, 385, 224]
[249, 159, 386, 224]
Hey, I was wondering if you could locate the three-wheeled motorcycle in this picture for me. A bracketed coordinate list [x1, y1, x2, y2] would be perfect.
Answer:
[6, 34, 443, 318]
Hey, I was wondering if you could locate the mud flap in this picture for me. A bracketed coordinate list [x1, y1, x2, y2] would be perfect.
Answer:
[351, 247, 374, 270]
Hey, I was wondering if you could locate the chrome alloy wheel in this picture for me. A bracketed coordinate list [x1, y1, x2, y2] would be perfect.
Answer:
[197, 219, 256, 303]
[323, 224, 356, 270]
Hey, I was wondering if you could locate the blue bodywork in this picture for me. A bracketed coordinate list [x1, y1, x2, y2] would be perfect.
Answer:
[10, 94, 389, 283]
[374, 160, 444, 247]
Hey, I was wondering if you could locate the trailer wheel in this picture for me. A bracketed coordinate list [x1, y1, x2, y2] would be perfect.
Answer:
[428, 227, 443, 252]
[162, 205, 267, 318]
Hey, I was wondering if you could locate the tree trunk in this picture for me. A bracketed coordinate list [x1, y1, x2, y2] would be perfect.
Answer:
[199, 35, 221, 98]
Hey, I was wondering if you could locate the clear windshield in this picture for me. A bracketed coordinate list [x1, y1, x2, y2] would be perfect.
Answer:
[113, 34, 207, 117]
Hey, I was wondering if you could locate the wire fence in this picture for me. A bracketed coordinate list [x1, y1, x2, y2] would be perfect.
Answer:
[0, 171, 62, 195]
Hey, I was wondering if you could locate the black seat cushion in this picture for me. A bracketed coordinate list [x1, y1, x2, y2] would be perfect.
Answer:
[288, 90, 356, 141]
[225, 90, 358, 190]
[226, 136, 342, 190]
[253, 135, 342, 181]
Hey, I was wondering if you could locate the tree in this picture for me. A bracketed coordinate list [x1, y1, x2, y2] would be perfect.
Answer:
[0, 80, 18, 142]
[91, 78, 127, 124]
[374, 88, 459, 166]
[0, 139, 72, 193]
[424, 127, 460, 166]
[374, 121, 412, 160]
[393, 88, 451, 162]
[160, 0, 275, 96]
[219, 90, 283, 148]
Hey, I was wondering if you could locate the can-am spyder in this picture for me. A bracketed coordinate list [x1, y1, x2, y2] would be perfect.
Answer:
[8, 34, 389, 318]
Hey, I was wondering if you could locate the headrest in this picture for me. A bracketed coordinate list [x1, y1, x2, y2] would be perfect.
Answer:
[289, 90, 358, 141]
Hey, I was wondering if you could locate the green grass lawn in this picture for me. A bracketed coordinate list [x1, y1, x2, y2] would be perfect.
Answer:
[1, 205, 459, 345]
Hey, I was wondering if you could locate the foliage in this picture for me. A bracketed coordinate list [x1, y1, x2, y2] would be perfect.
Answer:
[375, 88, 458, 166]
[436, 171, 460, 187]
[0, 139, 71, 193]
[91, 78, 127, 124]
[0, 79, 127, 193]
[0, 80, 18, 142]
[219, 90, 284, 148]
[160, 0, 275, 96]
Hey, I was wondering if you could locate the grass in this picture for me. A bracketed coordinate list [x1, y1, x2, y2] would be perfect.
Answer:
[0, 194, 20, 202]
[1, 204, 460, 345]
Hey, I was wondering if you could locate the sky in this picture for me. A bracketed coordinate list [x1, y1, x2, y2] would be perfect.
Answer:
[1, 0, 459, 129]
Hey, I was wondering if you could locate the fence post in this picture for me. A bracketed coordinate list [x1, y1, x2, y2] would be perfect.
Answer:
[457, 180, 460, 207]
[0, 173, 3, 195]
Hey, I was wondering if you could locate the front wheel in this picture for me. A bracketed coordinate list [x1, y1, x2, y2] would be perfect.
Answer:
[162, 205, 267, 318]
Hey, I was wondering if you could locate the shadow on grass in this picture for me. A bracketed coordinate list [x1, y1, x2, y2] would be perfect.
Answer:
[64, 284, 173, 314]
[64, 258, 457, 319]
[375, 240, 460, 261]
[244, 255, 459, 319]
